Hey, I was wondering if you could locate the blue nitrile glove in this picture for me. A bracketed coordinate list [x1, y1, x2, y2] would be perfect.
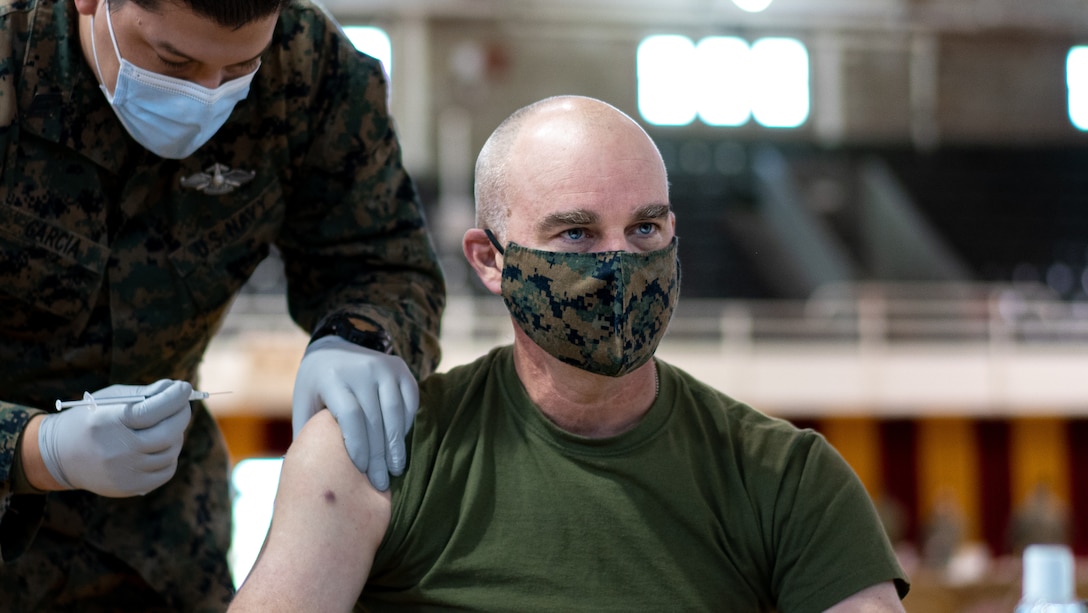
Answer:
[291, 335, 419, 491]
[38, 380, 194, 498]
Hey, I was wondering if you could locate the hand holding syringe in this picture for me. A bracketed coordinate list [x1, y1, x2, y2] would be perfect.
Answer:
[41, 380, 210, 498]
[55, 390, 229, 410]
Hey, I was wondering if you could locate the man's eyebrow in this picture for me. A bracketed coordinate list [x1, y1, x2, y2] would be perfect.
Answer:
[536, 209, 598, 233]
[635, 203, 671, 220]
[157, 40, 270, 67]
[534, 204, 670, 233]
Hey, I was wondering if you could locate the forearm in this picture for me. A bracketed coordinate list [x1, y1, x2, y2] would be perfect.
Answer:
[299, 265, 444, 378]
[0, 404, 50, 561]
[0, 403, 49, 494]
[17, 415, 62, 492]
[283, 196, 445, 379]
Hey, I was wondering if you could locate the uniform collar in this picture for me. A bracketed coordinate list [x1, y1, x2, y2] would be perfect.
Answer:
[18, 0, 132, 173]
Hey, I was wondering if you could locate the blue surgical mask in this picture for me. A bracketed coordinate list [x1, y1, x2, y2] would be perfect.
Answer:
[90, 0, 259, 159]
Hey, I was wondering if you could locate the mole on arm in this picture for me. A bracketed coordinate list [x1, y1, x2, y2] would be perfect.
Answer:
[323, 490, 336, 504]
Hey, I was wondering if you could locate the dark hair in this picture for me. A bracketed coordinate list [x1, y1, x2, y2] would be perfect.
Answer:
[111, 0, 293, 29]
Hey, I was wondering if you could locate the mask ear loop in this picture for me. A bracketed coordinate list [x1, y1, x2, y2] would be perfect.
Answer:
[90, 0, 124, 97]
[484, 229, 505, 255]
[102, 0, 124, 62]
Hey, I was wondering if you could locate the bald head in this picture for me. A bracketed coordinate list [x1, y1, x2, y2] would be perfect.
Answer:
[474, 96, 668, 241]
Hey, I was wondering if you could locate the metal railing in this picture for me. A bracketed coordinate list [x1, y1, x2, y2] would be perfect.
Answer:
[206, 281, 1088, 415]
[220, 281, 1088, 348]
[438, 281, 1088, 348]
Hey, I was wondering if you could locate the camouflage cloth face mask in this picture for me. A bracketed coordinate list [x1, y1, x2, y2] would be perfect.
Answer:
[486, 231, 681, 377]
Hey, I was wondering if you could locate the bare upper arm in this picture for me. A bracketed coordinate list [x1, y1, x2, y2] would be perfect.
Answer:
[230, 410, 391, 613]
[822, 581, 905, 613]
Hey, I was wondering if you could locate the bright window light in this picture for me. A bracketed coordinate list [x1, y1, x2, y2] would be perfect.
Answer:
[1068, 46, 1088, 131]
[638, 35, 809, 129]
[638, 35, 699, 126]
[750, 37, 810, 128]
[228, 458, 283, 588]
[697, 37, 752, 127]
[344, 25, 393, 78]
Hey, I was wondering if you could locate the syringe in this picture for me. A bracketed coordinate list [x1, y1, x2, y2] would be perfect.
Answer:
[55, 390, 228, 410]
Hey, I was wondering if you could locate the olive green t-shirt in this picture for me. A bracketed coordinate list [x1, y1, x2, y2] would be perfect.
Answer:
[363, 346, 908, 612]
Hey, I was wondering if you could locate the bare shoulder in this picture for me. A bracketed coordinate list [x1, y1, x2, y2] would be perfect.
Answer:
[279, 409, 392, 538]
[289, 410, 369, 479]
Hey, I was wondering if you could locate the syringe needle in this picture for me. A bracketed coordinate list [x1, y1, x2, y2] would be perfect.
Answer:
[55, 390, 230, 410]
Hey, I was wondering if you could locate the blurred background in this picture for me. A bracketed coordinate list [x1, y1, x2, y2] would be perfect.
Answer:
[215, 1, 1088, 609]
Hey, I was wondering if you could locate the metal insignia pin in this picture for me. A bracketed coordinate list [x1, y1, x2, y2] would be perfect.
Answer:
[180, 163, 256, 195]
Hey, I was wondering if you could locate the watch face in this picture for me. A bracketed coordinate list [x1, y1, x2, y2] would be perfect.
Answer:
[320, 315, 392, 354]
[352, 329, 393, 353]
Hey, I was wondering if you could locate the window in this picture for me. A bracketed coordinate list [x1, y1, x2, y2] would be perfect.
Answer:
[228, 458, 283, 588]
[637, 34, 809, 129]
[750, 37, 810, 128]
[637, 35, 699, 126]
[697, 37, 752, 127]
[344, 25, 393, 78]
[1068, 46, 1088, 131]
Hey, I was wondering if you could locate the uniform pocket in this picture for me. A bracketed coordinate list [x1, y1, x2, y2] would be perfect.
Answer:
[0, 205, 109, 338]
[168, 179, 285, 313]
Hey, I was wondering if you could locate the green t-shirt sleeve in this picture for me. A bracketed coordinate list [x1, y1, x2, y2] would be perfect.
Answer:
[766, 429, 908, 613]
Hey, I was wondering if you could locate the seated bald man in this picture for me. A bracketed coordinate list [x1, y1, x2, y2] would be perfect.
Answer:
[230, 95, 910, 613]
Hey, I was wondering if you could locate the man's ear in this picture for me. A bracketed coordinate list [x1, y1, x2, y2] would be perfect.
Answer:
[463, 228, 503, 295]
[73, 0, 100, 16]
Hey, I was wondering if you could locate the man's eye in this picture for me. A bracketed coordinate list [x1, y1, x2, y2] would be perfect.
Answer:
[228, 59, 262, 78]
[635, 223, 657, 235]
[562, 228, 586, 240]
[158, 57, 190, 69]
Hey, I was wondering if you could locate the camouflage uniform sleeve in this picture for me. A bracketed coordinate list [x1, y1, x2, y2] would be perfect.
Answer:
[0, 3, 49, 558]
[277, 6, 444, 381]
[0, 404, 48, 561]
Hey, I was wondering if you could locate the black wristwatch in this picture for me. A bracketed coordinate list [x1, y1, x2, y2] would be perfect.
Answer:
[310, 313, 393, 354]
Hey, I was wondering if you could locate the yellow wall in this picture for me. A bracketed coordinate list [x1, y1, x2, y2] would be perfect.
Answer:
[1010, 417, 1070, 507]
[820, 417, 882, 497]
[917, 417, 979, 542]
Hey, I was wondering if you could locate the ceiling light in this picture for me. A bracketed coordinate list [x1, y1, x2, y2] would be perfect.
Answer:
[732, 0, 773, 13]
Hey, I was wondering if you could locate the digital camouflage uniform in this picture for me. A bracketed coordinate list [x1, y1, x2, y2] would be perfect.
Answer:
[0, 0, 444, 610]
